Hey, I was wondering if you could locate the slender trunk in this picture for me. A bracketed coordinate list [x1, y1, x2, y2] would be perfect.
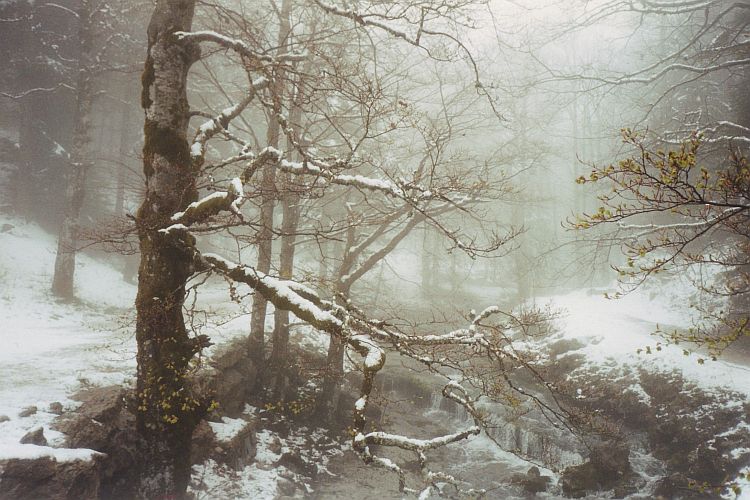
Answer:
[317, 223, 354, 417]
[248, 0, 292, 371]
[317, 281, 350, 418]
[115, 97, 132, 216]
[13, 101, 34, 217]
[318, 238, 329, 293]
[135, 0, 205, 497]
[248, 126, 278, 368]
[51, 0, 93, 299]
[421, 225, 433, 293]
[268, 184, 301, 396]
[317, 213, 423, 415]
[268, 53, 309, 394]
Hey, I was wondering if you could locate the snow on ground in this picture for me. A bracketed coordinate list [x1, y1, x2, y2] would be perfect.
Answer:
[540, 284, 750, 399]
[2, 215, 748, 496]
[0, 216, 138, 456]
[0, 216, 333, 498]
[533, 275, 750, 499]
[0, 216, 254, 460]
[190, 422, 288, 500]
[190, 405, 346, 499]
[0, 443, 102, 462]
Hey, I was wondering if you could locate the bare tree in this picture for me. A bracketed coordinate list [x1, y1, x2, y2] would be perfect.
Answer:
[133, 0, 567, 497]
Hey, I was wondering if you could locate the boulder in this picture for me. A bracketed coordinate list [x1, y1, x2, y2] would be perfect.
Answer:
[223, 420, 257, 470]
[561, 442, 633, 498]
[209, 342, 248, 371]
[0, 456, 102, 500]
[19, 427, 47, 446]
[511, 466, 552, 494]
[53, 386, 138, 499]
[277, 451, 317, 478]
[18, 406, 37, 418]
[652, 472, 709, 499]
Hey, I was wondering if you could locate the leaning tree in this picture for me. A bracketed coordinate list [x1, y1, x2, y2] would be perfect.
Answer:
[134, 0, 572, 497]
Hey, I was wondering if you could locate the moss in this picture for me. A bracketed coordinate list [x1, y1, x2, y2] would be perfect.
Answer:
[141, 119, 193, 184]
[141, 54, 154, 111]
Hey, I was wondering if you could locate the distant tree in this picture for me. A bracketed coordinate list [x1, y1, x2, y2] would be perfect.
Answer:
[0, 0, 144, 299]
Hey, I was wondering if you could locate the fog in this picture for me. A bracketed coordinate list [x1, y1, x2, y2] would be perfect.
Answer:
[1, 0, 749, 498]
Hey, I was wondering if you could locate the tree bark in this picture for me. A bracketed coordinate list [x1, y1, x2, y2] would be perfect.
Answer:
[51, 0, 94, 299]
[248, 0, 292, 370]
[248, 129, 277, 368]
[267, 182, 301, 395]
[316, 281, 349, 418]
[135, 0, 205, 497]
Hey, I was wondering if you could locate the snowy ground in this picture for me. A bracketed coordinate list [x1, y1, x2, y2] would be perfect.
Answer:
[190, 405, 346, 499]
[0, 217, 137, 458]
[1, 216, 749, 498]
[544, 286, 750, 399]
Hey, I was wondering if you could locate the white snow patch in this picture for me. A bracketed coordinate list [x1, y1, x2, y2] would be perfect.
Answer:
[543, 286, 750, 398]
[0, 444, 102, 462]
[208, 416, 249, 443]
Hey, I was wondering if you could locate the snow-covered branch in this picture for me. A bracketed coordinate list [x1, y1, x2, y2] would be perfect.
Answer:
[173, 30, 306, 63]
[169, 178, 244, 225]
[198, 253, 345, 334]
[190, 78, 269, 167]
[0, 83, 75, 100]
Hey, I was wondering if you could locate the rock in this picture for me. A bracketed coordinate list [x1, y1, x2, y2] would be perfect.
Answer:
[276, 477, 297, 496]
[511, 466, 551, 494]
[277, 451, 317, 478]
[0, 415, 9, 423]
[613, 484, 638, 498]
[561, 441, 633, 498]
[589, 441, 632, 478]
[268, 436, 282, 455]
[210, 341, 248, 371]
[1, 223, 13, 233]
[652, 472, 707, 499]
[20, 427, 47, 446]
[685, 443, 730, 485]
[18, 406, 37, 418]
[0, 456, 102, 500]
[214, 367, 246, 416]
[191, 420, 217, 466]
[48, 402, 64, 415]
[224, 420, 257, 470]
[52, 386, 138, 499]
[69, 386, 124, 423]
[560, 465, 597, 498]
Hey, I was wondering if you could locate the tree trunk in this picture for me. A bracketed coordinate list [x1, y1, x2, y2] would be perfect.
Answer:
[268, 185, 301, 396]
[247, 133, 276, 369]
[317, 281, 349, 417]
[135, 0, 205, 497]
[51, 0, 93, 299]
[114, 96, 133, 217]
[248, 0, 292, 371]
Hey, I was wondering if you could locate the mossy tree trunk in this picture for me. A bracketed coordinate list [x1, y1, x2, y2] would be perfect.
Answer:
[134, 0, 206, 497]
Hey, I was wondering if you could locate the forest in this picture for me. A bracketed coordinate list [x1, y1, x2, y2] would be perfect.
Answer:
[0, 0, 749, 498]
